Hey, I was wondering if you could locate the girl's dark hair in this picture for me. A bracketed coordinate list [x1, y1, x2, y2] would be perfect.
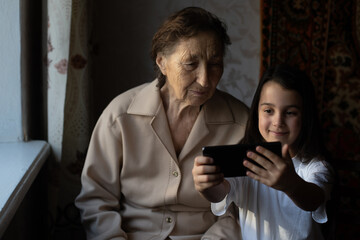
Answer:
[241, 64, 324, 161]
[151, 7, 231, 87]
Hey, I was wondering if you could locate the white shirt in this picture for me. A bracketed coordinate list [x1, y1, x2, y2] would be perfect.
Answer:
[212, 157, 333, 240]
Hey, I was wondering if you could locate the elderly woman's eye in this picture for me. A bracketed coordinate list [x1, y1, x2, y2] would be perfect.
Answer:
[183, 62, 197, 70]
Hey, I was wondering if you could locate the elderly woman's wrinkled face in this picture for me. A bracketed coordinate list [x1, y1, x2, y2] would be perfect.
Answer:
[157, 31, 224, 106]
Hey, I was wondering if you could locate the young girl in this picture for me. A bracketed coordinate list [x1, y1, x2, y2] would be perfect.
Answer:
[192, 64, 333, 239]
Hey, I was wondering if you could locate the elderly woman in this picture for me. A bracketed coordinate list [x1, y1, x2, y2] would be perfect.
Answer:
[75, 7, 248, 240]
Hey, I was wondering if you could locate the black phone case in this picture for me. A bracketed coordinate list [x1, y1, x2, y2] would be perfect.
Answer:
[202, 142, 282, 177]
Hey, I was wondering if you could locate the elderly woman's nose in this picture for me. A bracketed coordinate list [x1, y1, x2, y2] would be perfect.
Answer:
[196, 64, 209, 87]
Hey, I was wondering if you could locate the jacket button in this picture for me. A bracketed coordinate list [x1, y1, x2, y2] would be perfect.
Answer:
[166, 217, 172, 223]
[172, 171, 179, 177]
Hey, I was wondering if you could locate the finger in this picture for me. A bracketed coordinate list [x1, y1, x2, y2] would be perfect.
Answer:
[246, 150, 273, 170]
[255, 146, 282, 165]
[194, 178, 223, 192]
[243, 157, 268, 176]
[195, 173, 223, 184]
[245, 163, 272, 187]
[192, 162, 220, 178]
[281, 144, 291, 160]
[193, 172, 224, 192]
[245, 169, 264, 183]
[200, 164, 220, 174]
[194, 156, 214, 166]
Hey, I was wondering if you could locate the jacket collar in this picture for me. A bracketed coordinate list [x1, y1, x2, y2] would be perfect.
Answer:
[127, 80, 162, 116]
[127, 79, 236, 161]
[127, 79, 235, 124]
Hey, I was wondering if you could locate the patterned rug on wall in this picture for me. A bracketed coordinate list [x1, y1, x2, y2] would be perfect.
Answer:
[261, 0, 360, 239]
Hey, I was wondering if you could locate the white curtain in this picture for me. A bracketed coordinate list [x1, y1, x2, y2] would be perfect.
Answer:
[43, 0, 89, 238]
[45, 0, 71, 163]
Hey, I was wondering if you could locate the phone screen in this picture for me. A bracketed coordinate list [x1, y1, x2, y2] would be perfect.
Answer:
[202, 142, 282, 177]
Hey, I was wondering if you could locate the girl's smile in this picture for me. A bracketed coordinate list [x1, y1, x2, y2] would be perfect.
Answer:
[269, 130, 289, 136]
[258, 81, 302, 156]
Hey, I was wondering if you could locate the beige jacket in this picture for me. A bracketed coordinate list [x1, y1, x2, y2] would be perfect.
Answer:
[75, 80, 248, 240]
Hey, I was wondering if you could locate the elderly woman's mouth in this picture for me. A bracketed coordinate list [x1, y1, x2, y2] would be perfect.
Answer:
[190, 89, 207, 96]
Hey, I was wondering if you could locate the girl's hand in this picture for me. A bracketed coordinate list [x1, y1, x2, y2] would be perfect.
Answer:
[192, 156, 229, 203]
[243, 144, 298, 193]
[192, 156, 222, 192]
[244, 144, 325, 211]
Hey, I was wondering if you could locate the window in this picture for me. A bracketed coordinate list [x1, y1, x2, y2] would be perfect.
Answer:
[0, 1, 49, 237]
[0, 0, 22, 143]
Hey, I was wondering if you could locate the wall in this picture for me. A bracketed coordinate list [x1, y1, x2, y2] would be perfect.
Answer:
[90, 0, 260, 122]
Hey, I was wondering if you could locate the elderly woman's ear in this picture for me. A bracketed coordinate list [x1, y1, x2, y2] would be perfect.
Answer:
[156, 54, 167, 76]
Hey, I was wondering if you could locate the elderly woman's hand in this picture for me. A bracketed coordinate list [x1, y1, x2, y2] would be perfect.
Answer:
[192, 156, 229, 203]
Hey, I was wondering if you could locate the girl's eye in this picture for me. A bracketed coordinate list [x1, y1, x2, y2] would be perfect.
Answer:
[285, 111, 300, 117]
[286, 110, 299, 116]
[264, 109, 272, 114]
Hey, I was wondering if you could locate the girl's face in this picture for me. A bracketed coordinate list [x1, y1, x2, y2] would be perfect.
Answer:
[258, 81, 302, 156]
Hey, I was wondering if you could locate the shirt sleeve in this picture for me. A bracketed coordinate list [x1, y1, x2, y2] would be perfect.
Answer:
[210, 178, 239, 217]
[304, 160, 334, 223]
[211, 195, 229, 217]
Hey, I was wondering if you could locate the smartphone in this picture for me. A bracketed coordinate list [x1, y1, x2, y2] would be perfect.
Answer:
[202, 142, 282, 177]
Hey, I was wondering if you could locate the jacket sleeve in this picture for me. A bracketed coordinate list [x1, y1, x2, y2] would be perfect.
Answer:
[75, 113, 127, 240]
[201, 202, 241, 240]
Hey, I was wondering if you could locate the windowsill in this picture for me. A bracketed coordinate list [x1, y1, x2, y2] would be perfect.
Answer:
[0, 140, 50, 237]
